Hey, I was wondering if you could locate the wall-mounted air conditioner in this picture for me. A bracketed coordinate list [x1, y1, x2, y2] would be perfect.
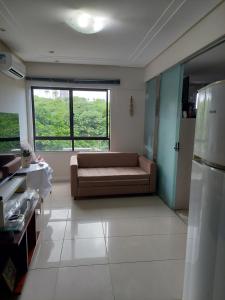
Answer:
[0, 52, 26, 79]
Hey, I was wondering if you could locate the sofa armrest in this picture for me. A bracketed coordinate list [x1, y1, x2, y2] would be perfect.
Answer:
[70, 155, 78, 198]
[138, 155, 154, 173]
[139, 156, 156, 193]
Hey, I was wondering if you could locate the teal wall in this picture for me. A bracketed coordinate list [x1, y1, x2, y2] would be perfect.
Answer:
[144, 78, 157, 160]
[157, 64, 183, 208]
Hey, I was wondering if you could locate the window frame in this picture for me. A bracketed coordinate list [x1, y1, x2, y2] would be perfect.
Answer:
[31, 86, 110, 151]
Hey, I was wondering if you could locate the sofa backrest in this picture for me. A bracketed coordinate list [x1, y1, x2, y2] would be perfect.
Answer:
[77, 152, 139, 168]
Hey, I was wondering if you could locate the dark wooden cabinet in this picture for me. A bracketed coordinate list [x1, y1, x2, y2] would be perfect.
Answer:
[0, 198, 41, 295]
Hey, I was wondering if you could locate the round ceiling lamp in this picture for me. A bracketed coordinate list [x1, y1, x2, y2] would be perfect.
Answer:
[66, 11, 106, 34]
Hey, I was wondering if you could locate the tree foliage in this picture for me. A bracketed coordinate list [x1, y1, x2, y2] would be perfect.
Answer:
[0, 113, 20, 152]
[34, 95, 109, 151]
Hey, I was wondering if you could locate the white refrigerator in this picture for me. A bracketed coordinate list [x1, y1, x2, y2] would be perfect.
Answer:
[183, 80, 225, 300]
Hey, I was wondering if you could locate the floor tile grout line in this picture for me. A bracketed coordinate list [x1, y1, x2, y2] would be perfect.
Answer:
[31, 263, 110, 272]
[46, 217, 181, 223]
[108, 258, 186, 265]
[34, 232, 187, 242]
[98, 214, 179, 221]
[29, 257, 185, 272]
[43, 216, 181, 221]
[44, 213, 180, 220]
[42, 216, 186, 223]
[63, 235, 105, 240]
[107, 259, 116, 300]
[52, 266, 60, 300]
[42, 221, 186, 239]
[109, 258, 185, 265]
[54, 209, 68, 269]
[101, 232, 187, 238]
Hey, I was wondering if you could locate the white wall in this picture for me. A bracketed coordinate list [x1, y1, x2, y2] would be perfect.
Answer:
[25, 62, 145, 181]
[145, 1, 225, 81]
[0, 41, 28, 142]
[175, 119, 196, 209]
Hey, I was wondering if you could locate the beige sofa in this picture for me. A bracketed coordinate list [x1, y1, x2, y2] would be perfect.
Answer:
[70, 152, 156, 199]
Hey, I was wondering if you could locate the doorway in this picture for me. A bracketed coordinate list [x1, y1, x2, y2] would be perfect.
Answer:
[176, 40, 225, 220]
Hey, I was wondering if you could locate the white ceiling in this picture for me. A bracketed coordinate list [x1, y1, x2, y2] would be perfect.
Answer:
[0, 0, 221, 67]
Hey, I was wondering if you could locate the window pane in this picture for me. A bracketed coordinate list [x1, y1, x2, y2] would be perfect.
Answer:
[0, 113, 20, 138]
[74, 140, 109, 151]
[0, 141, 20, 153]
[35, 140, 72, 151]
[33, 89, 70, 136]
[73, 90, 107, 137]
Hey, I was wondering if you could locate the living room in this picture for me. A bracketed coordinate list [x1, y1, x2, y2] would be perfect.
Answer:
[0, 1, 225, 300]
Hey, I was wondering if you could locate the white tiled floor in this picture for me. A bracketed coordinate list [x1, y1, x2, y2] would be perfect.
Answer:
[60, 238, 108, 267]
[13, 182, 187, 300]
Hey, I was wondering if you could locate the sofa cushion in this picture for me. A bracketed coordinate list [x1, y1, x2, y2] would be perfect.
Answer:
[78, 185, 150, 197]
[77, 152, 138, 168]
[78, 167, 149, 181]
[79, 178, 149, 187]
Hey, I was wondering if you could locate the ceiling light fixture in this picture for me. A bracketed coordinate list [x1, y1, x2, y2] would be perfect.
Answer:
[66, 10, 106, 34]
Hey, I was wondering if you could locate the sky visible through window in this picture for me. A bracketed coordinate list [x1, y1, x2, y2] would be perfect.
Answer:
[73, 90, 107, 101]
[34, 89, 106, 101]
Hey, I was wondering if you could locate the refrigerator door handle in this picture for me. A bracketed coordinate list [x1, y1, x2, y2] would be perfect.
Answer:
[174, 142, 180, 152]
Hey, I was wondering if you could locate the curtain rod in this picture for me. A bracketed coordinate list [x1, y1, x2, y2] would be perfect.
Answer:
[25, 77, 120, 85]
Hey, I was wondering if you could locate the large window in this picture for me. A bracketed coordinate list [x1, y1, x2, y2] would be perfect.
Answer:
[32, 87, 110, 151]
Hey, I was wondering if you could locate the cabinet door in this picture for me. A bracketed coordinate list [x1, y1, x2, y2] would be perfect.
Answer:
[157, 64, 184, 208]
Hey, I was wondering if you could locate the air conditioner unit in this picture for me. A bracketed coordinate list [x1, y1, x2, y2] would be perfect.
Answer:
[0, 52, 26, 79]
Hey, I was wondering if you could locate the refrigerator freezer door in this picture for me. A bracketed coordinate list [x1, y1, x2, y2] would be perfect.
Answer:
[206, 81, 225, 167]
[183, 162, 225, 300]
[193, 88, 209, 160]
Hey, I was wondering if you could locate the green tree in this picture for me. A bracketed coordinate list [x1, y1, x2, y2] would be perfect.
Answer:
[33, 95, 109, 151]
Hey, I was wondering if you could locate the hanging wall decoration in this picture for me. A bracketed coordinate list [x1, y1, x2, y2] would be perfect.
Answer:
[129, 96, 134, 116]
